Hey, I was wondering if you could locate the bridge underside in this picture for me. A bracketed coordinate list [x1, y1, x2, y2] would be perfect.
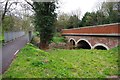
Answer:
[77, 40, 91, 49]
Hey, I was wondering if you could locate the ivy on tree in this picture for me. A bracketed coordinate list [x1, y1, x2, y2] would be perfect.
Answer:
[33, 2, 57, 49]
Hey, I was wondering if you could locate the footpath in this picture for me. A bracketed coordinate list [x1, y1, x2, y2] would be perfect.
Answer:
[0, 35, 28, 74]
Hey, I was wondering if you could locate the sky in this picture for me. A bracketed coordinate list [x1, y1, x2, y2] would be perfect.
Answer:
[1, 0, 115, 19]
[57, 0, 105, 19]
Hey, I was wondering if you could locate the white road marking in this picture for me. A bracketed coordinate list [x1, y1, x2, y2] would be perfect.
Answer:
[14, 50, 19, 55]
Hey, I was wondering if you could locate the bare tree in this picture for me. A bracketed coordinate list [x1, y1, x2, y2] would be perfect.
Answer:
[1, 0, 19, 22]
[71, 8, 81, 19]
[1, 0, 9, 21]
[1, 0, 34, 32]
[24, 0, 35, 10]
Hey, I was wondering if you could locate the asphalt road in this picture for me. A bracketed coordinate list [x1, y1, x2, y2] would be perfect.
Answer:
[0, 35, 28, 74]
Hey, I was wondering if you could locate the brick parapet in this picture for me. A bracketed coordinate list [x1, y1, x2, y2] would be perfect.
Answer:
[62, 23, 120, 35]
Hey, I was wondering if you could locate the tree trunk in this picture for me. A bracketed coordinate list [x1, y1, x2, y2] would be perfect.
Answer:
[39, 42, 49, 50]
[2, 0, 9, 22]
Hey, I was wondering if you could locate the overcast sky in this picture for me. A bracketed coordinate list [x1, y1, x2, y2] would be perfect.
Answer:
[57, 0, 105, 19]
[1, 0, 116, 19]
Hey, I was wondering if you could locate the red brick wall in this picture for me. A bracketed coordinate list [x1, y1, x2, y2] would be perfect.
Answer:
[62, 23, 120, 34]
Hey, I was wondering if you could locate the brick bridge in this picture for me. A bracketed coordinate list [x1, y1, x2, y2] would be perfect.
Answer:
[62, 23, 120, 50]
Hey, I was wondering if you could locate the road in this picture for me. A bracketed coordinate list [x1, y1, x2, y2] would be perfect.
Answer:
[0, 35, 28, 74]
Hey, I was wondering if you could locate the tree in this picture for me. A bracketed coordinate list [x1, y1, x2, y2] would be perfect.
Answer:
[67, 15, 80, 28]
[2, 15, 14, 31]
[95, 1, 120, 23]
[81, 11, 108, 27]
[71, 8, 81, 19]
[1, 0, 9, 21]
[1, 0, 34, 32]
[81, 12, 94, 26]
[96, 11, 108, 25]
[1, 0, 19, 22]
[101, 1, 120, 23]
[55, 13, 70, 31]
[21, 16, 34, 32]
[55, 13, 80, 30]
[33, 2, 57, 50]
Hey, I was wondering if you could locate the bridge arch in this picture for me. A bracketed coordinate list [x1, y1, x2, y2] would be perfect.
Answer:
[76, 39, 92, 49]
[68, 38, 76, 46]
[93, 43, 109, 50]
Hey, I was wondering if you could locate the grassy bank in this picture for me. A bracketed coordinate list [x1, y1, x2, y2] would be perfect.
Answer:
[52, 36, 65, 43]
[52, 32, 65, 44]
[0, 34, 4, 42]
[3, 43, 119, 78]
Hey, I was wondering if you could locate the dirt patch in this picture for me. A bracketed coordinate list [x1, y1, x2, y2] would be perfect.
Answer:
[49, 42, 66, 49]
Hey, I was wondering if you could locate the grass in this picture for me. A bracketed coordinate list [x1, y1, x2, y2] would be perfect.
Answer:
[0, 33, 4, 47]
[52, 36, 65, 43]
[0, 35, 4, 41]
[0, 33, 4, 43]
[52, 32, 66, 43]
[3, 43, 119, 78]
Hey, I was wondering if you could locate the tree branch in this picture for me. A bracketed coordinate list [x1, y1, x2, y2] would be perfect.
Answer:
[2, 0, 9, 21]
[24, 0, 35, 11]
[1, 0, 20, 22]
